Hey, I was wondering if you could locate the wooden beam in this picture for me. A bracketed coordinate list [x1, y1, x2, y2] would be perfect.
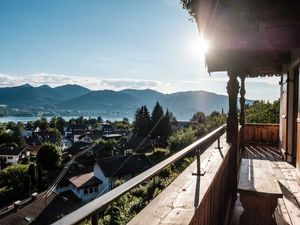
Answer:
[226, 73, 239, 143]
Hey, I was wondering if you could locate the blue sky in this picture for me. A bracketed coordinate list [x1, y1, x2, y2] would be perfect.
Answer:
[0, 0, 279, 100]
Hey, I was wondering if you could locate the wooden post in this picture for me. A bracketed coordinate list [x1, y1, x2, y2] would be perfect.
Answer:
[239, 75, 246, 152]
[226, 72, 239, 143]
[239, 75, 246, 126]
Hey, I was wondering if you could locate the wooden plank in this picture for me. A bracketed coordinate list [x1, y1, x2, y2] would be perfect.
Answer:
[238, 159, 282, 197]
[271, 159, 300, 225]
[244, 124, 279, 144]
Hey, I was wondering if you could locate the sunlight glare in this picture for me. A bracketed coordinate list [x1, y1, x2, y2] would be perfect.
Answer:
[189, 35, 210, 57]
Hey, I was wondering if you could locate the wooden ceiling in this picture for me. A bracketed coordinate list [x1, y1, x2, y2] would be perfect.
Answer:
[191, 0, 300, 76]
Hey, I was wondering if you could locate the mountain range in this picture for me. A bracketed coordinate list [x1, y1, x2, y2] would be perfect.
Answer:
[0, 84, 252, 115]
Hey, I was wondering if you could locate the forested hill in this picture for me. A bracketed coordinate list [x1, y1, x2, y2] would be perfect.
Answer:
[0, 85, 253, 115]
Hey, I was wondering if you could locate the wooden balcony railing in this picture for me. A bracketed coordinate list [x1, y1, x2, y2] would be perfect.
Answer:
[243, 123, 279, 145]
[52, 125, 227, 225]
[182, 128, 242, 225]
[128, 127, 242, 225]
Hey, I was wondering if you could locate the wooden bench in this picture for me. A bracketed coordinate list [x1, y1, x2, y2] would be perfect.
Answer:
[237, 159, 283, 225]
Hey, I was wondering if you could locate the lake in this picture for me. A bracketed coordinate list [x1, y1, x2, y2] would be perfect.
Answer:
[0, 115, 134, 124]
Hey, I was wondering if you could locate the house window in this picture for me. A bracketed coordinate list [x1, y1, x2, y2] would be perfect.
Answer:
[89, 187, 93, 194]
[7, 156, 13, 159]
[94, 186, 98, 192]
[84, 188, 88, 194]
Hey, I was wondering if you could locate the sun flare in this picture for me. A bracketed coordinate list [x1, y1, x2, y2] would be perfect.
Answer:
[189, 36, 210, 56]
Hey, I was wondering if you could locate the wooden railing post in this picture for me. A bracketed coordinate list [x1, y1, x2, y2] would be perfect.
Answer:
[226, 72, 239, 143]
[239, 75, 246, 152]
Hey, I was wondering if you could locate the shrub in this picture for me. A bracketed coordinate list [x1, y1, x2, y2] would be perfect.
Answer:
[168, 128, 196, 153]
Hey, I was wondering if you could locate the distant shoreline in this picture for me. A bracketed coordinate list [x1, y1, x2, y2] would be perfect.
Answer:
[0, 115, 133, 124]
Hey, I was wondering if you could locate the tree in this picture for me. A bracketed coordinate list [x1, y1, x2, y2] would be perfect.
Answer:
[37, 143, 61, 170]
[34, 117, 48, 130]
[28, 163, 37, 192]
[56, 117, 65, 134]
[0, 164, 30, 199]
[97, 116, 103, 123]
[191, 112, 206, 124]
[150, 102, 165, 139]
[114, 118, 131, 130]
[0, 127, 24, 147]
[49, 117, 57, 129]
[26, 121, 35, 130]
[168, 128, 196, 153]
[133, 105, 151, 137]
[206, 111, 226, 131]
[245, 100, 280, 124]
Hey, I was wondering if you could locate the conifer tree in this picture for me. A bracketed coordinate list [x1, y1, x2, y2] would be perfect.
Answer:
[150, 102, 165, 139]
[133, 105, 151, 137]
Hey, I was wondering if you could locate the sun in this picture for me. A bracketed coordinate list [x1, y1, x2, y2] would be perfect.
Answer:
[189, 35, 210, 56]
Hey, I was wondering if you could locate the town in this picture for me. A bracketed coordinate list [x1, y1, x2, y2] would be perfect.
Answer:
[0, 100, 229, 224]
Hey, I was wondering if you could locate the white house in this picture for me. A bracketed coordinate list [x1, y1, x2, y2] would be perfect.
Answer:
[0, 146, 30, 164]
[75, 133, 93, 143]
[52, 154, 151, 202]
[54, 169, 103, 203]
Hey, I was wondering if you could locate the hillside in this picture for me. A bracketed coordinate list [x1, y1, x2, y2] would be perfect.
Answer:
[0, 84, 252, 115]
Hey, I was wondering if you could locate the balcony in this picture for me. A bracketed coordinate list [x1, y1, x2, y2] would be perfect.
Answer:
[52, 124, 300, 225]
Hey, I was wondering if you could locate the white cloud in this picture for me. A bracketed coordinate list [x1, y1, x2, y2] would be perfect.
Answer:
[0, 73, 173, 93]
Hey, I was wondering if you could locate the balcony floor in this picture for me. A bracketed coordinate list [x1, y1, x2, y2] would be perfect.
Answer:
[230, 144, 300, 225]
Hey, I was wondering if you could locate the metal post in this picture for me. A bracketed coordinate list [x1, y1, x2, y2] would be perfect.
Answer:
[91, 214, 99, 225]
[215, 131, 223, 150]
[192, 149, 206, 176]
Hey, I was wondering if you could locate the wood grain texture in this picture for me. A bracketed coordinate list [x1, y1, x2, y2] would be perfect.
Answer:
[230, 144, 300, 225]
[238, 159, 282, 197]
[297, 122, 300, 173]
[244, 124, 279, 145]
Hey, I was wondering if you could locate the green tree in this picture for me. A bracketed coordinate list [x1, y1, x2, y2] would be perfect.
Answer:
[150, 102, 165, 139]
[37, 143, 61, 170]
[114, 118, 131, 130]
[49, 117, 57, 129]
[168, 128, 196, 153]
[191, 111, 206, 124]
[34, 117, 49, 130]
[245, 100, 280, 124]
[26, 121, 35, 130]
[28, 163, 37, 192]
[133, 105, 151, 137]
[56, 117, 66, 134]
[0, 164, 30, 199]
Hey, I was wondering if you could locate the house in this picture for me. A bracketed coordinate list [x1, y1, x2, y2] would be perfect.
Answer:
[94, 153, 152, 190]
[0, 146, 30, 164]
[21, 129, 34, 138]
[67, 171, 103, 202]
[25, 130, 61, 154]
[76, 133, 93, 143]
[65, 124, 89, 141]
[57, 171, 103, 203]
[98, 122, 116, 135]
[0, 191, 82, 225]
[65, 141, 92, 155]
[126, 133, 153, 152]
[76, 124, 123, 143]
[87, 130, 103, 142]
[48, 166, 103, 203]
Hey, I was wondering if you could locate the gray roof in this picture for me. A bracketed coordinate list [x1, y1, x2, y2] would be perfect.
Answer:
[0, 146, 27, 156]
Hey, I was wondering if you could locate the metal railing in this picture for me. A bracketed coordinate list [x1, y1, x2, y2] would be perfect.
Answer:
[52, 124, 226, 225]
